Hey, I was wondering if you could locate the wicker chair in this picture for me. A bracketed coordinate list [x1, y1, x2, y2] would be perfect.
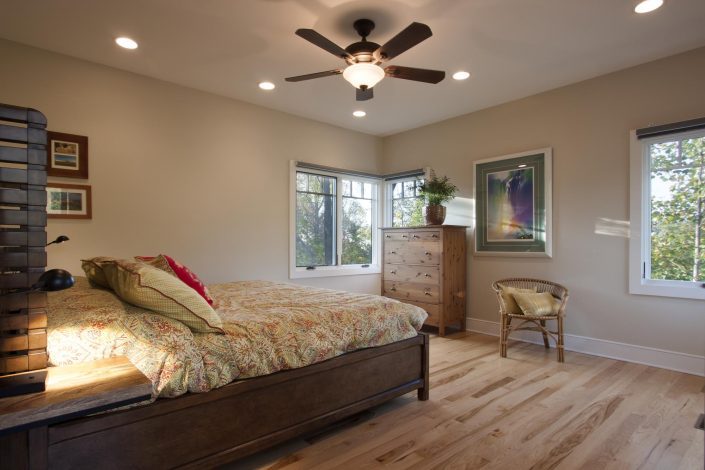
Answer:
[491, 278, 569, 362]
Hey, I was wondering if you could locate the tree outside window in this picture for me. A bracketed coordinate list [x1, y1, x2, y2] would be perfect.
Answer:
[648, 134, 704, 283]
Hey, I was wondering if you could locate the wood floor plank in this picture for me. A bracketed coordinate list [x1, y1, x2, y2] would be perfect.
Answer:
[225, 333, 704, 470]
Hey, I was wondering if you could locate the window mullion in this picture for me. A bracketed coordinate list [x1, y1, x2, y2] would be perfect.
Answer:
[643, 144, 652, 281]
[337, 177, 343, 266]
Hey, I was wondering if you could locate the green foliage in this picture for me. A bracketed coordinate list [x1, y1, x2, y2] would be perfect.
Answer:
[392, 196, 425, 227]
[419, 170, 458, 206]
[342, 198, 372, 265]
[649, 136, 704, 282]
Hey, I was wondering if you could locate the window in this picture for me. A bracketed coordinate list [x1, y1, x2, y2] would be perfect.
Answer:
[342, 179, 375, 265]
[388, 176, 425, 227]
[629, 125, 705, 300]
[291, 163, 380, 278]
[295, 172, 336, 267]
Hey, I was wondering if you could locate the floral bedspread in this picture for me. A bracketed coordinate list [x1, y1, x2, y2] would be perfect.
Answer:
[47, 278, 426, 398]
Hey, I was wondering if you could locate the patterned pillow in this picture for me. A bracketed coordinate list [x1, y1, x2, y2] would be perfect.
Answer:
[101, 259, 224, 334]
[136, 255, 214, 306]
[512, 292, 561, 316]
[81, 256, 118, 288]
[497, 284, 537, 314]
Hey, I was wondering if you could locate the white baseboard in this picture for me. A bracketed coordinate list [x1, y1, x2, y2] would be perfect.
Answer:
[466, 318, 704, 377]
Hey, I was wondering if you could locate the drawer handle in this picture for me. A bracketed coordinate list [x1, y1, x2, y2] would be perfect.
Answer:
[424, 251, 431, 256]
[424, 291, 432, 296]
[432, 233, 439, 238]
[412, 234, 420, 239]
[390, 270, 397, 274]
[385, 234, 391, 238]
[402, 234, 408, 238]
[424, 273, 432, 278]
[390, 286, 397, 292]
[391, 250, 397, 255]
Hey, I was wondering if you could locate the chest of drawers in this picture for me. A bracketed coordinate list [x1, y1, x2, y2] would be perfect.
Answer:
[381, 225, 467, 336]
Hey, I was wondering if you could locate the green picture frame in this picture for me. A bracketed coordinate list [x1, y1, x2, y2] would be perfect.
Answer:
[474, 148, 552, 257]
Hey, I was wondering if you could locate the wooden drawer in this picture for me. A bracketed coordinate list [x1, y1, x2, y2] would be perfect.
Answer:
[384, 242, 440, 266]
[385, 264, 440, 286]
[383, 231, 410, 242]
[384, 281, 440, 304]
[407, 230, 441, 242]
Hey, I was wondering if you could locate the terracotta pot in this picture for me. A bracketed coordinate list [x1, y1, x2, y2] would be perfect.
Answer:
[424, 205, 446, 225]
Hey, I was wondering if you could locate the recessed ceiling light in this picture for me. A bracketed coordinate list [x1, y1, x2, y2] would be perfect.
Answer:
[352, 110, 366, 118]
[115, 37, 138, 50]
[634, 0, 663, 13]
[258, 81, 275, 90]
[452, 71, 470, 81]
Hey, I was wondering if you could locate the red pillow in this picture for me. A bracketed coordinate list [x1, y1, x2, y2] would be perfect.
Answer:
[135, 254, 214, 305]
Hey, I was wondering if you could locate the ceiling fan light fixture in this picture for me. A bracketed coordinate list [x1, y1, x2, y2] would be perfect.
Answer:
[258, 81, 276, 90]
[343, 63, 385, 90]
[452, 71, 470, 80]
[352, 110, 366, 117]
[634, 0, 663, 13]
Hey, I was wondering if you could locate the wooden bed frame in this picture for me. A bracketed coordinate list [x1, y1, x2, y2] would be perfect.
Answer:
[3, 333, 429, 469]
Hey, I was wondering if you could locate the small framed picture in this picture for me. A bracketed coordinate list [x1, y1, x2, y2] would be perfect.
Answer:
[47, 131, 88, 179]
[46, 183, 92, 219]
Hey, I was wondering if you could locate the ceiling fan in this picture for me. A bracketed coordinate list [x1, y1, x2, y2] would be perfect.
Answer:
[285, 19, 445, 101]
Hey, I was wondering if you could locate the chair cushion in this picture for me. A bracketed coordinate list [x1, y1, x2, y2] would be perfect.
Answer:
[498, 285, 537, 314]
[512, 292, 561, 316]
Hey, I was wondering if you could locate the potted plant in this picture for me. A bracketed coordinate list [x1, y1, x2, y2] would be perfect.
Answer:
[418, 170, 458, 225]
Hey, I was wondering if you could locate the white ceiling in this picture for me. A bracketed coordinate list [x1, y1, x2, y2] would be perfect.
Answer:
[2, 0, 705, 136]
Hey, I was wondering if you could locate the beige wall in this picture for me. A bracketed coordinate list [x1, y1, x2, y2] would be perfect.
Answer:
[382, 47, 705, 356]
[0, 39, 383, 293]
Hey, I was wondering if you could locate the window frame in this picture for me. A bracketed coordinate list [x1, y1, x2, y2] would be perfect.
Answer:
[289, 161, 382, 279]
[628, 129, 705, 300]
[384, 171, 429, 228]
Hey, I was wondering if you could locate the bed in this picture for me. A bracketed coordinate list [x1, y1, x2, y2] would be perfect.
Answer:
[7, 274, 430, 469]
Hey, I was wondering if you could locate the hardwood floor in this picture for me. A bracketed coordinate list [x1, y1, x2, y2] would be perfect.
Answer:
[226, 332, 704, 469]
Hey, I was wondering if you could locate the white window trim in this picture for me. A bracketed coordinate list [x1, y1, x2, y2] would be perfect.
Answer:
[384, 168, 430, 227]
[289, 161, 382, 279]
[628, 130, 705, 300]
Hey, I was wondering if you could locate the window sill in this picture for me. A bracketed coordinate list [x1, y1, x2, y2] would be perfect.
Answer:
[289, 265, 381, 279]
[629, 279, 705, 300]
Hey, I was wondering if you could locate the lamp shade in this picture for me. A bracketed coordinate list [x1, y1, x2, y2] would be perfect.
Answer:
[32, 269, 75, 292]
[342, 63, 385, 89]
[46, 235, 69, 246]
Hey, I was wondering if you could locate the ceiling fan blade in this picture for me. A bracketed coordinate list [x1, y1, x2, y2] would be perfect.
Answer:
[374, 22, 432, 61]
[295, 29, 354, 60]
[285, 69, 343, 82]
[356, 88, 373, 101]
[385, 66, 445, 84]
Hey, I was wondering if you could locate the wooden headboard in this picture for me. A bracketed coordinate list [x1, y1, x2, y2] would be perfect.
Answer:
[0, 103, 49, 394]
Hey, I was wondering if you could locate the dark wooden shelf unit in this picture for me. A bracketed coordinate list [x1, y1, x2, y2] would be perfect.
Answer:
[0, 103, 49, 396]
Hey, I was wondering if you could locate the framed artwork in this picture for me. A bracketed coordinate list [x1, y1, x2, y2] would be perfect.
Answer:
[474, 148, 552, 257]
[46, 131, 88, 179]
[46, 183, 92, 219]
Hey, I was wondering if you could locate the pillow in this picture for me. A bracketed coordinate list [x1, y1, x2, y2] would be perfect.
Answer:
[136, 254, 214, 306]
[498, 284, 537, 314]
[101, 259, 224, 334]
[512, 292, 561, 316]
[81, 256, 118, 288]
